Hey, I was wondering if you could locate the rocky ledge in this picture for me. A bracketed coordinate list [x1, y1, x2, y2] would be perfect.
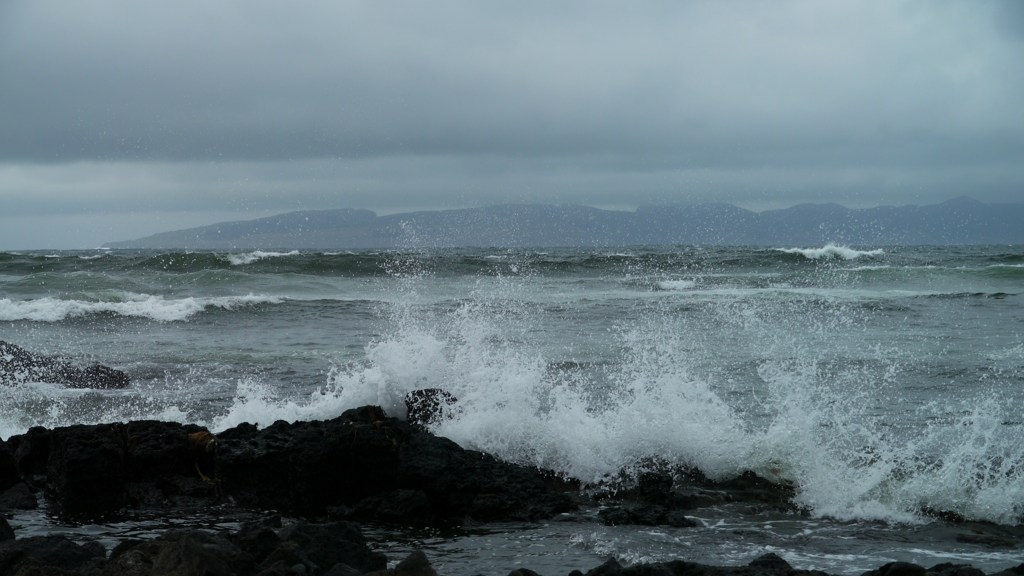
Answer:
[1, 514, 1022, 576]
[2, 406, 1022, 576]
[0, 405, 575, 524]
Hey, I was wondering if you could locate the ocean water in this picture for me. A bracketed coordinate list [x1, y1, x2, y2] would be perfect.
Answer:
[2, 245, 1023, 574]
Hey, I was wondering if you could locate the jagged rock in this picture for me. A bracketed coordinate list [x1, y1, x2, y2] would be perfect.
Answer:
[5, 427, 50, 483]
[0, 535, 105, 575]
[0, 483, 37, 511]
[507, 569, 543, 576]
[927, 564, 987, 576]
[393, 550, 438, 576]
[404, 388, 457, 428]
[274, 522, 386, 574]
[215, 405, 576, 523]
[47, 423, 127, 518]
[6, 421, 217, 519]
[0, 442, 20, 497]
[104, 530, 252, 576]
[598, 503, 697, 528]
[0, 518, 12, 542]
[0, 341, 129, 389]
[864, 562, 928, 576]
[585, 559, 624, 576]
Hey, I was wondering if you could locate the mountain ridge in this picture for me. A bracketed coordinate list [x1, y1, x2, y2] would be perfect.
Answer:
[104, 199, 1024, 249]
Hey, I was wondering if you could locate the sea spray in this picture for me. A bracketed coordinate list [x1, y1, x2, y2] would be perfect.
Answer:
[4, 246, 1021, 531]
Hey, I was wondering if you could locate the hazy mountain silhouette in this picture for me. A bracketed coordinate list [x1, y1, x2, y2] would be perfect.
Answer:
[105, 198, 1024, 249]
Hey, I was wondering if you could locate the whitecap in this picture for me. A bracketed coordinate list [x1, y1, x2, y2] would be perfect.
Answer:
[656, 279, 696, 291]
[225, 250, 300, 266]
[776, 244, 884, 260]
[0, 293, 284, 322]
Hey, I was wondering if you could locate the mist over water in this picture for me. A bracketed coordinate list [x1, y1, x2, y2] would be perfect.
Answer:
[2, 245, 1023, 573]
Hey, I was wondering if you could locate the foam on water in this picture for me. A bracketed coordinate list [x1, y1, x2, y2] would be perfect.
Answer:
[656, 279, 696, 291]
[293, 269, 1023, 526]
[776, 245, 885, 260]
[225, 250, 301, 266]
[0, 293, 283, 322]
[4, 248, 1021, 528]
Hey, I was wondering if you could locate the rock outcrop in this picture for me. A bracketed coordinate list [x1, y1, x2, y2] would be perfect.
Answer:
[2, 405, 575, 524]
[0, 341, 130, 389]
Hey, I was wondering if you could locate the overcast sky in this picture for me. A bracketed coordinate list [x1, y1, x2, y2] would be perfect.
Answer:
[1, 1, 1022, 249]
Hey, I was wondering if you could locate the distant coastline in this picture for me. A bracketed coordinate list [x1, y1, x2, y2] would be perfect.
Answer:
[104, 197, 1024, 249]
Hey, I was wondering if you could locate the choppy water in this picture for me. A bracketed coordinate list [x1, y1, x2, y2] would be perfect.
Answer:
[2, 245, 1023, 574]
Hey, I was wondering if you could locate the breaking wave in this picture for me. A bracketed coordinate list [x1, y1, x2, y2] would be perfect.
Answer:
[206, 271, 1023, 526]
[776, 245, 885, 260]
[225, 250, 301, 266]
[0, 293, 283, 322]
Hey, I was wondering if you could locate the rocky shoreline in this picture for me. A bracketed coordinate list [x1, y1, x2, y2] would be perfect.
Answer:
[2, 405, 1022, 576]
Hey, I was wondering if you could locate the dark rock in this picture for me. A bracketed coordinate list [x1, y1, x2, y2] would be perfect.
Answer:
[584, 558, 623, 576]
[405, 389, 457, 428]
[0, 517, 12, 542]
[927, 563, 986, 576]
[708, 470, 797, 508]
[598, 504, 697, 528]
[635, 472, 674, 506]
[275, 521, 386, 574]
[230, 517, 284, 565]
[47, 423, 127, 519]
[0, 535, 105, 575]
[31, 420, 220, 519]
[5, 427, 50, 482]
[749, 552, 794, 573]
[991, 564, 1024, 576]
[0, 341, 129, 389]
[216, 406, 575, 523]
[6, 405, 573, 524]
[864, 562, 928, 576]
[105, 530, 252, 576]
[343, 489, 436, 525]
[323, 563, 365, 576]
[0, 482, 37, 511]
[0, 442, 19, 495]
[394, 550, 438, 576]
[508, 569, 544, 576]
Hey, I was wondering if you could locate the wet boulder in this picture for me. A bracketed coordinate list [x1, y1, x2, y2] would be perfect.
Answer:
[7, 421, 217, 519]
[216, 405, 576, 522]
[0, 340, 129, 389]
[404, 388, 457, 428]
[0, 535, 105, 575]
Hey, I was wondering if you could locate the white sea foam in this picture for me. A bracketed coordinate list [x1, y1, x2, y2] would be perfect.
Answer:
[656, 279, 696, 291]
[10, 258, 1019, 528]
[776, 244, 884, 260]
[259, 273, 1020, 526]
[0, 293, 283, 322]
[225, 250, 300, 266]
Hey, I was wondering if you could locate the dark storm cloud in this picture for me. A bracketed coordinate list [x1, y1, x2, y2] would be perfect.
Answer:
[4, 0, 1021, 163]
[1, 0, 1022, 248]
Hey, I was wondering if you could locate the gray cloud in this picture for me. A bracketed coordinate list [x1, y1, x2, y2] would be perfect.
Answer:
[1, 0, 1022, 248]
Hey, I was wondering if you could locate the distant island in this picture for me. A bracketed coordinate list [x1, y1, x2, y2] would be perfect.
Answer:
[104, 197, 1024, 249]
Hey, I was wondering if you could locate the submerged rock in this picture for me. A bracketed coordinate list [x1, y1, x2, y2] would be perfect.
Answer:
[0, 340, 130, 389]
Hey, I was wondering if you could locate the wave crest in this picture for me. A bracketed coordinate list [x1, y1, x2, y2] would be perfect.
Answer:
[776, 244, 884, 260]
[225, 250, 301, 266]
[0, 293, 283, 322]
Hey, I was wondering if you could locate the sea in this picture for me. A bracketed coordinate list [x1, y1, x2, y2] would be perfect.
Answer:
[1, 244, 1022, 574]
